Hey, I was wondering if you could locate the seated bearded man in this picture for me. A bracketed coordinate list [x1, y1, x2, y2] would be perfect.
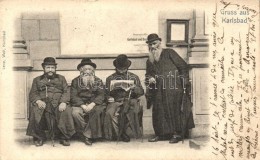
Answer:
[104, 54, 144, 142]
[26, 57, 75, 147]
[71, 58, 106, 146]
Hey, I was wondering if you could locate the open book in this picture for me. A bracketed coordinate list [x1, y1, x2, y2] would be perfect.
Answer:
[110, 80, 135, 92]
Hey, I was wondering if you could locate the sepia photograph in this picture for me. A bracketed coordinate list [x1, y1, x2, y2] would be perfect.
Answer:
[0, 0, 259, 159]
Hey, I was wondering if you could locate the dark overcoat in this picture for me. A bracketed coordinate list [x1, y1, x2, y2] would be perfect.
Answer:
[70, 76, 106, 138]
[145, 49, 195, 137]
[70, 76, 105, 106]
[104, 71, 144, 139]
[26, 74, 75, 140]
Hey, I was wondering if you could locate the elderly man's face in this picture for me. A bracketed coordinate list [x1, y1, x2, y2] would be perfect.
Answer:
[80, 65, 95, 88]
[44, 65, 56, 77]
[116, 68, 127, 74]
[80, 65, 94, 76]
[148, 40, 161, 52]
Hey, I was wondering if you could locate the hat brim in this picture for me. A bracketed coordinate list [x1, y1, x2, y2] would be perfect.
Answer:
[77, 62, 97, 70]
[113, 59, 131, 69]
[42, 62, 57, 66]
[146, 37, 161, 44]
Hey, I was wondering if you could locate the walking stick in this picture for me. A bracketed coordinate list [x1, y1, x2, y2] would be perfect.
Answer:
[45, 84, 56, 147]
[180, 76, 186, 144]
[117, 89, 132, 143]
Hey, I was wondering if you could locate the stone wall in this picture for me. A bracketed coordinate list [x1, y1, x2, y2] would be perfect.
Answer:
[13, 10, 209, 138]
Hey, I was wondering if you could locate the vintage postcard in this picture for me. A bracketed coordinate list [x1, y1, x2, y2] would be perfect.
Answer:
[0, 0, 259, 159]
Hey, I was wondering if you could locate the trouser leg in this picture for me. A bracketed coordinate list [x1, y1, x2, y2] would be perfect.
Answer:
[127, 100, 142, 138]
[87, 105, 105, 139]
[26, 107, 47, 141]
[83, 113, 92, 138]
[104, 103, 121, 140]
[44, 109, 58, 141]
[55, 106, 76, 140]
[72, 107, 88, 137]
[112, 114, 119, 136]
[34, 114, 48, 140]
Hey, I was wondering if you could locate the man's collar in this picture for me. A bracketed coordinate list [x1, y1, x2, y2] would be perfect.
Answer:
[115, 72, 127, 76]
[40, 73, 58, 80]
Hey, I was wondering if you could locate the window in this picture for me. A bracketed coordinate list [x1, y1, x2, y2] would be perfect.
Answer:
[166, 19, 189, 47]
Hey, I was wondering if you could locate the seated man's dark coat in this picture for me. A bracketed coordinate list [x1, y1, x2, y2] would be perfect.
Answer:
[104, 71, 144, 140]
[70, 76, 105, 138]
[26, 74, 75, 140]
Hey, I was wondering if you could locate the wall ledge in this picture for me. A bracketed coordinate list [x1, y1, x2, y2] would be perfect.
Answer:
[13, 59, 33, 71]
[188, 57, 209, 68]
[57, 53, 149, 59]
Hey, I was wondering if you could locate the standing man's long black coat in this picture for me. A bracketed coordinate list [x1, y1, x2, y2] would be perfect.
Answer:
[145, 49, 195, 137]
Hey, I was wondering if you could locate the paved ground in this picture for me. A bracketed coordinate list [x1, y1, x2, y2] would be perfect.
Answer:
[10, 130, 211, 160]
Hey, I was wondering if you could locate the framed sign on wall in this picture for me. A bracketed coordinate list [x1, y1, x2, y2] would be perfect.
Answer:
[166, 19, 189, 47]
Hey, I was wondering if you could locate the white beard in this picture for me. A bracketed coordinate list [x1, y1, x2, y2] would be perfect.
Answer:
[149, 48, 162, 63]
[81, 75, 94, 88]
[80, 72, 95, 89]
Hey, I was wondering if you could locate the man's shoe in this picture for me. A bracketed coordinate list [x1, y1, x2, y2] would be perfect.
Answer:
[60, 140, 70, 146]
[34, 140, 43, 147]
[148, 136, 159, 142]
[84, 138, 92, 146]
[120, 133, 130, 142]
[33, 140, 39, 146]
[169, 135, 182, 144]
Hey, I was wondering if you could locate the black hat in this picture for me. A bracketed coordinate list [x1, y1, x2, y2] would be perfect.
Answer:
[113, 54, 131, 69]
[146, 33, 162, 44]
[77, 58, 97, 70]
[42, 57, 57, 66]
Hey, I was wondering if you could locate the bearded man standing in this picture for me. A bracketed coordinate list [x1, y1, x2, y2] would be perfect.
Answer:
[26, 57, 75, 147]
[145, 34, 195, 143]
[71, 58, 105, 146]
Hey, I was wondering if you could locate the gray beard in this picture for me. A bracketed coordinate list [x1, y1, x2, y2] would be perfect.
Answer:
[81, 75, 94, 88]
[149, 48, 162, 63]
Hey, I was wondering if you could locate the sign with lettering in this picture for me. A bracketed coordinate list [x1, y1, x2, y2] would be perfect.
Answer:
[60, 7, 158, 55]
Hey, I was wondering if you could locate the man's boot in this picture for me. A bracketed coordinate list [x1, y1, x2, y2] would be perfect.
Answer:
[60, 139, 70, 146]
[120, 132, 130, 142]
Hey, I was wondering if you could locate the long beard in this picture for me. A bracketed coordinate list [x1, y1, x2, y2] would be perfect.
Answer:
[148, 48, 162, 63]
[81, 75, 95, 88]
